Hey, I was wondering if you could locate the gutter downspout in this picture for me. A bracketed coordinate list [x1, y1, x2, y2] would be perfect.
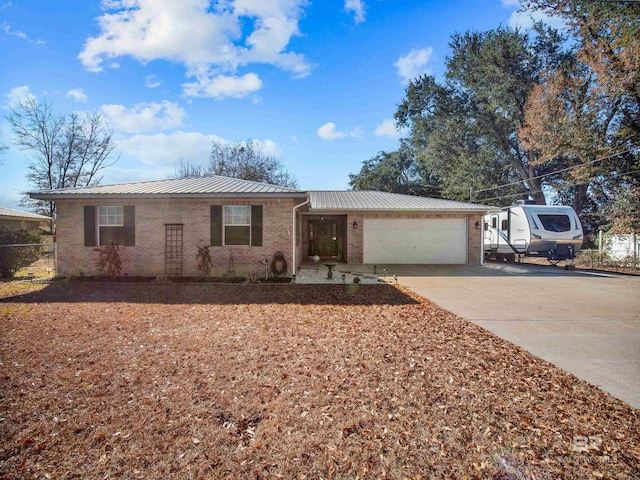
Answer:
[292, 197, 310, 282]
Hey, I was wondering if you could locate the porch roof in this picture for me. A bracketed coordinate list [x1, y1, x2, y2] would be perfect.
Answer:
[308, 191, 494, 213]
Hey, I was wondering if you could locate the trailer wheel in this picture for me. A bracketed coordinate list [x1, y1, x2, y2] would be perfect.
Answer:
[505, 253, 516, 263]
[495, 253, 505, 262]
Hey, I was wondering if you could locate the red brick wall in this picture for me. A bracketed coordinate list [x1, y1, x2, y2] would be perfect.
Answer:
[55, 197, 302, 277]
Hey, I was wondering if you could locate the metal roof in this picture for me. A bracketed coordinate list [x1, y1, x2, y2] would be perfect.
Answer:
[27, 176, 495, 212]
[0, 207, 52, 221]
[309, 191, 494, 212]
[30, 176, 305, 199]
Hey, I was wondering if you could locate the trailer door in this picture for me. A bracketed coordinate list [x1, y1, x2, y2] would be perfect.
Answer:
[489, 214, 499, 249]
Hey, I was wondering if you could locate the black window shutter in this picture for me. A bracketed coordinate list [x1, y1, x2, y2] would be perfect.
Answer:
[251, 205, 263, 247]
[211, 205, 222, 246]
[84, 206, 96, 247]
[123, 206, 135, 246]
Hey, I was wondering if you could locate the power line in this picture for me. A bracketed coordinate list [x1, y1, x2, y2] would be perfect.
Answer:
[470, 149, 633, 201]
[475, 166, 640, 204]
[476, 189, 545, 204]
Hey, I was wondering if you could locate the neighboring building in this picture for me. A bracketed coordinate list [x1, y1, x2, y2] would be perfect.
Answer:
[0, 207, 52, 234]
[29, 176, 493, 277]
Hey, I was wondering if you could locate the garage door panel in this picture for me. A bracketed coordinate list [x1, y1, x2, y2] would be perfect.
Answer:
[363, 218, 467, 264]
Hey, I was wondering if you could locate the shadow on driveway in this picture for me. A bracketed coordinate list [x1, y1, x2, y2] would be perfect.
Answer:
[376, 262, 616, 278]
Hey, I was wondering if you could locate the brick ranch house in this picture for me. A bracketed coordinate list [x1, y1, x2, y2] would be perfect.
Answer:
[30, 176, 493, 278]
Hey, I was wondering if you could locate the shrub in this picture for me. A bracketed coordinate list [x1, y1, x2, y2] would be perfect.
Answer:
[93, 241, 122, 278]
[0, 226, 42, 278]
[195, 245, 213, 278]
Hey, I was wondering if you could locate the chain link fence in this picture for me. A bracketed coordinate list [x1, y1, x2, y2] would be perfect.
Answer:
[575, 249, 639, 272]
[0, 243, 56, 279]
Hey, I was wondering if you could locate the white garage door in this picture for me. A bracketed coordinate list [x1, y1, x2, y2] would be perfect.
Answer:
[363, 218, 468, 264]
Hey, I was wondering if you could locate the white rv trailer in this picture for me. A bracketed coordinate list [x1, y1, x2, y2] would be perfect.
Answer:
[483, 201, 583, 262]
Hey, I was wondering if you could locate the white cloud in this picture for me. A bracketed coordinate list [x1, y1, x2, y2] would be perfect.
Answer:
[182, 73, 262, 99]
[233, 0, 312, 78]
[116, 130, 280, 167]
[344, 0, 365, 24]
[78, 1, 238, 72]
[145, 75, 161, 89]
[317, 122, 346, 141]
[394, 47, 433, 84]
[5, 85, 35, 107]
[374, 119, 407, 138]
[78, 0, 311, 98]
[66, 88, 88, 103]
[1, 22, 27, 39]
[501, 0, 520, 6]
[316, 122, 361, 141]
[101, 101, 186, 133]
[117, 130, 218, 166]
[349, 126, 364, 139]
[508, 9, 566, 31]
[249, 138, 281, 157]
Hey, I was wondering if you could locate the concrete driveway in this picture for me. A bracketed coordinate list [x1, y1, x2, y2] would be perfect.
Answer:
[382, 263, 640, 409]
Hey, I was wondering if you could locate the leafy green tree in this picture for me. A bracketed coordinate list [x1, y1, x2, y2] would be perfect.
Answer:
[348, 140, 440, 196]
[520, 0, 640, 230]
[0, 226, 42, 278]
[395, 26, 567, 206]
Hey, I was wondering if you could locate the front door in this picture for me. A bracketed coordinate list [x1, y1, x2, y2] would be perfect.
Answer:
[310, 220, 338, 257]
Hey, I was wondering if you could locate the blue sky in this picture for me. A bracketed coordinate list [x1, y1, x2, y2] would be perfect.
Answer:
[0, 0, 551, 210]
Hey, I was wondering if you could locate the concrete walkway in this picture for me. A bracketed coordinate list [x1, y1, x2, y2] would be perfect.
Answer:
[294, 262, 383, 284]
[384, 263, 640, 409]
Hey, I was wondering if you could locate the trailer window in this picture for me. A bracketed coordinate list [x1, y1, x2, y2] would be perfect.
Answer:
[501, 219, 508, 231]
[491, 217, 497, 228]
[538, 214, 571, 232]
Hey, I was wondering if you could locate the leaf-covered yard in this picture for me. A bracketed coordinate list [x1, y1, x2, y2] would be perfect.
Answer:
[1, 282, 638, 479]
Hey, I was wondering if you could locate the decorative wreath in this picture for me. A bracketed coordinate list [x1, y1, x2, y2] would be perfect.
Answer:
[270, 251, 288, 277]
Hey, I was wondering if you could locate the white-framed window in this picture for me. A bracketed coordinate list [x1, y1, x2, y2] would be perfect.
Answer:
[84, 205, 135, 247]
[97, 206, 124, 245]
[98, 206, 123, 226]
[223, 205, 251, 245]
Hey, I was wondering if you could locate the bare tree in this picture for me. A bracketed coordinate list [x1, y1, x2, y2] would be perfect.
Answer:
[7, 97, 118, 223]
[171, 158, 206, 179]
[171, 139, 298, 188]
[209, 140, 297, 188]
